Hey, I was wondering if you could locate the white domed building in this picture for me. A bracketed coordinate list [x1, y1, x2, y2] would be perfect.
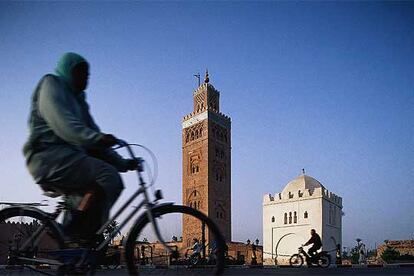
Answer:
[262, 173, 343, 265]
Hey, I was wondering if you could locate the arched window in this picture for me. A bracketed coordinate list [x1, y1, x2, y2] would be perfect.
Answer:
[304, 211, 308, 219]
[200, 128, 203, 136]
[197, 201, 200, 209]
[186, 134, 189, 142]
[271, 216, 275, 223]
[195, 130, 199, 139]
[284, 213, 287, 224]
[289, 212, 292, 224]
[191, 131, 194, 140]
[294, 211, 297, 223]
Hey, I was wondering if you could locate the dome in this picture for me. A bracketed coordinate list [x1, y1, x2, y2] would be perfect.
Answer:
[281, 174, 325, 194]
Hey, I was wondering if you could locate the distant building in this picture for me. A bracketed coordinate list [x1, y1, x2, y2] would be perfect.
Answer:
[263, 174, 343, 265]
[377, 240, 414, 258]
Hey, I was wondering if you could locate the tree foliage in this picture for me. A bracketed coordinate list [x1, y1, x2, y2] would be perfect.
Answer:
[381, 246, 400, 263]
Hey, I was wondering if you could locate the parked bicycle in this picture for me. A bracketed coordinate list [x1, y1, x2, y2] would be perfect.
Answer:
[0, 140, 226, 275]
[289, 245, 331, 268]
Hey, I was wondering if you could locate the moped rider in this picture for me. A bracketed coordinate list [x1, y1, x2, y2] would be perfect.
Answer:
[304, 229, 322, 260]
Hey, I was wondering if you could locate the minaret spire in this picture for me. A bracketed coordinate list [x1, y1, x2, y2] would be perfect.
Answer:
[204, 69, 209, 83]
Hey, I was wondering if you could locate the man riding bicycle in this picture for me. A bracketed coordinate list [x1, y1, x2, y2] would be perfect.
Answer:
[186, 238, 203, 263]
[23, 52, 138, 241]
[304, 229, 322, 259]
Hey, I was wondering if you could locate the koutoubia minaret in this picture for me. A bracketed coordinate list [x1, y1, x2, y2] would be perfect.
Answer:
[182, 71, 232, 247]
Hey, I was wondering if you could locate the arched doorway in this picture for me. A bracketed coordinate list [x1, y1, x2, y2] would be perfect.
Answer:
[273, 232, 306, 265]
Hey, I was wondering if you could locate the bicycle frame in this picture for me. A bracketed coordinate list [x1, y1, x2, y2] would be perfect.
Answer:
[6, 140, 175, 265]
[94, 139, 174, 253]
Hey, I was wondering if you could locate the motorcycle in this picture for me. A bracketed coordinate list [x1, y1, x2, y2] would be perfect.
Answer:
[289, 246, 331, 268]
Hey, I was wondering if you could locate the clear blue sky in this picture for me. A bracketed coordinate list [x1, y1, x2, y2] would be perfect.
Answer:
[0, 1, 413, 249]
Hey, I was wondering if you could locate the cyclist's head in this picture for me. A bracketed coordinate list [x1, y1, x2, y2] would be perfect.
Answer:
[193, 238, 198, 243]
[311, 229, 316, 235]
[55, 52, 89, 92]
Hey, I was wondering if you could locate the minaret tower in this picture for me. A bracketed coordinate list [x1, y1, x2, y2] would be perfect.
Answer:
[182, 71, 232, 246]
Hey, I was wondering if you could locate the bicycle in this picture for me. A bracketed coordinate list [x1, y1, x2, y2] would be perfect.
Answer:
[0, 140, 226, 275]
[289, 245, 331, 268]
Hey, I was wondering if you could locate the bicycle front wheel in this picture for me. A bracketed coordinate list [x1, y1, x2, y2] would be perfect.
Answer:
[0, 207, 64, 271]
[124, 204, 226, 275]
[289, 254, 304, 267]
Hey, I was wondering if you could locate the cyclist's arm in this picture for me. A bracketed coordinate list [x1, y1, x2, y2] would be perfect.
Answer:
[38, 76, 103, 147]
[74, 93, 130, 171]
[97, 149, 129, 172]
[304, 236, 315, 246]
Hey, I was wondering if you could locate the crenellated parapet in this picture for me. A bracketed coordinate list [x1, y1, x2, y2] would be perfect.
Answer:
[193, 82, 219, 96]
[322, 188, 342, 206]
[263, 186, 342, 207]
[183, 110, 231, 122]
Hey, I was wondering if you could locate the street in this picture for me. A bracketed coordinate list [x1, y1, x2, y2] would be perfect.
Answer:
[1, 267, 414, 276]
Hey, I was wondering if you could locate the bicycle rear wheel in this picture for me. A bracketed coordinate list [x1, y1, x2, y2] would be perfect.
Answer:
[124, 204, 225, 275]
[0, 207, 64, 272]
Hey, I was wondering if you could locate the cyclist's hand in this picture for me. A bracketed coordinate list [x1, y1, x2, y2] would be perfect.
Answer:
[126, 158, 141, 171]
[100, 134, 118, 147]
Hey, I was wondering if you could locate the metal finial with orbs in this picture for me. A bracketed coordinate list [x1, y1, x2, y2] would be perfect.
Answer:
[204, 69, 209, 83]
